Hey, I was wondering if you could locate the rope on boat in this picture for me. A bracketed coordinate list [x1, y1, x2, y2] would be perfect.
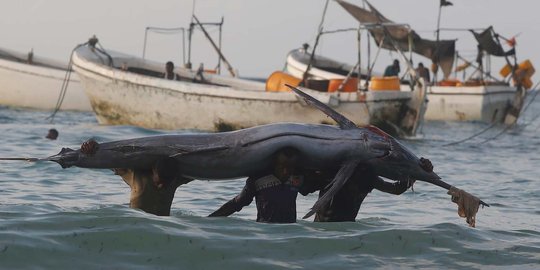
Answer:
[46, 41, 88, 122]
[46, 53, 75, 122]
[443, 84, 540, 146]
[46, 36, 113, 122]
[441, 122, 498, 147]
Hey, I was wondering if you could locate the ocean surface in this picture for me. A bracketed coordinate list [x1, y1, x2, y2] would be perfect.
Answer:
[1, 97, 539, 269]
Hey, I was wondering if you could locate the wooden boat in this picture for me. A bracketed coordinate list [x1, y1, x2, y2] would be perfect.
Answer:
[0, 47, 91, 111]
[327, 0, 532, 124]
[426, 81, 520, 122]
[71, 43, 426, 137]
[423, 25, 533, 123]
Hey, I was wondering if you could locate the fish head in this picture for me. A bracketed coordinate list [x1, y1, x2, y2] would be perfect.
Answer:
[45, 147, 80, 168]
[358, 126, 395, 160]
[365, 126, 440, 182]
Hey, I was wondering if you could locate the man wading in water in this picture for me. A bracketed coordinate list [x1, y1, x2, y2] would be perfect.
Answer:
[209, 148, 309, 223]
[80, 139, 192, 216]
[301, 159, 433, 222]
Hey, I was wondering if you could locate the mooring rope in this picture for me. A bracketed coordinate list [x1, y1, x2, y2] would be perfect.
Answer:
[46, 42, 89, 122]
[441, 122, 498, 147]
[46, 37, 114, 122]
[441, 82, 540, 146]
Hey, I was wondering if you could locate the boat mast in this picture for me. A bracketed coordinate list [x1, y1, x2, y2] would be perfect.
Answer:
[435, 3, 442, 83]
[301, 0, 330, 85]
[435, 0, 453, 83]
[187, 0, 197, 69]
[192, 15, 235, 77]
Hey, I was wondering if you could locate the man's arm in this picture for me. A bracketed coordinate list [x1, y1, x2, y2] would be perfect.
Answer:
[208, 177, 256, 217]
[171, 176, 194, 189]
[372, 177, 411, 195]
[113, 168, 134, 187]
[299, 170, 329, 196]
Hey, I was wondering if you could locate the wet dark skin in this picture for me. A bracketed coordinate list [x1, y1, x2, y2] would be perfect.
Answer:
[80, 139, 192, 216]
[209, 149, 305, 223]
[304, 157, 434, 222]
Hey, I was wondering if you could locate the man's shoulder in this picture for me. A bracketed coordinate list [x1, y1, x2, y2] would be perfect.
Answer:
[252, 175, 281, 191]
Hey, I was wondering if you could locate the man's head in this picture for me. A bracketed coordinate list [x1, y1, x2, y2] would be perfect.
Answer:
[46, 129, 58, 140]
[152, 157, 178, 189]
[165, 61, 174, 74]
[393, 59, 400, 72]
[273, 147, 299, 181]
[418, 62, 424, 68]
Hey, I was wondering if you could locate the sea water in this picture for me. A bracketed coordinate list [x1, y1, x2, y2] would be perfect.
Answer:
[0, 99, 539, 269]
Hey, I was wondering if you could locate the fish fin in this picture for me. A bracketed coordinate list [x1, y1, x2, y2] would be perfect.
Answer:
[303, 159, 361, 219]
[287, 84, 357, 129]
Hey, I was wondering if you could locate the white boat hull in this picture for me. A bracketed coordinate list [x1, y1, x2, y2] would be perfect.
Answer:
[72, 46, 423, 136]
[0, 52, 91, 111]
[425, 85, 515, 122]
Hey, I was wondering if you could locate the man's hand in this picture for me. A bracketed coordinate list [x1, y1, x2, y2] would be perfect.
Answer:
[81, 139, 99, 155]
[419, 157, 433, 172]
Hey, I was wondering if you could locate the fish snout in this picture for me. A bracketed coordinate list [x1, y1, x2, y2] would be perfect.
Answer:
[45, 148, 79, 168]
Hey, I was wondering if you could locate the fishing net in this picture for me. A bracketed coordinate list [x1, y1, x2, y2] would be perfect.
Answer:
[447, 186, 480, 227]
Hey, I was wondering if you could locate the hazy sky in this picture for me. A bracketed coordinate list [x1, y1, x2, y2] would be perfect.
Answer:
[1, 0, 537, 82]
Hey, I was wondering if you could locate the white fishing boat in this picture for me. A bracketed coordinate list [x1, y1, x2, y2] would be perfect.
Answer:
[71, 42, 426, 137]
[423, 25, 534, 123]
[425, 82, 519, 122]
[0, 47, 91, 111]
[320, 0, 533, 124]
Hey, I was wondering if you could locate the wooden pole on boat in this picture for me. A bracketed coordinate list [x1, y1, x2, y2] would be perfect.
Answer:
[142, 27, 149, 59]
[301, 0, 330, 85]
[192, 15, 236, 77]
[357, 27, 362, 91]
[434, 3, 442, 84]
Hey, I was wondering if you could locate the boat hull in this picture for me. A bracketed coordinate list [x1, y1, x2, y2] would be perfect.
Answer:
[425, 85, 515, 122]
[72, 46, 421, 136]
[0, 56, 91, 111]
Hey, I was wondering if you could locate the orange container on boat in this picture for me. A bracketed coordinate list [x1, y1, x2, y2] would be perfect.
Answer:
[265, 71, 302, 92]
[518, 59, 535, 78]
[328, 78, 359, 92]
[499, 64, 512, 78]
[369, 76, 400, 91]
[523, 76, 533, 90]
[438, 79, 460, 87]
[500, 60, 535, 79]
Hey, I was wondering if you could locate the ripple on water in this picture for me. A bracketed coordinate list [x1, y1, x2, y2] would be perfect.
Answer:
[1, 101, 540, 268]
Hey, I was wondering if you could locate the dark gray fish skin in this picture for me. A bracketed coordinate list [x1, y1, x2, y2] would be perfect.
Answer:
[368, 133, 441, 182]
[46, 123, 391, 180]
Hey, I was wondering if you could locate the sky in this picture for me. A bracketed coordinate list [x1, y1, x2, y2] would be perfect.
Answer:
[0, 0, 537, 82]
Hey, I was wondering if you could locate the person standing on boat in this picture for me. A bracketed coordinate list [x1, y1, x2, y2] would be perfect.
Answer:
[208, 148, 307, 223]
[383, 59, 401, 77]
[80, 139, 192, 216]
[164, 61, 180, 81]
[415, 62, 431, 84]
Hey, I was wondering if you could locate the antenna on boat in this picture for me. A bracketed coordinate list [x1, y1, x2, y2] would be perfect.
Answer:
[434, 0, 453, 84]
[192, 15, 234, 77]
[300, 0, 330, 85]
[142, 27, 186, 65]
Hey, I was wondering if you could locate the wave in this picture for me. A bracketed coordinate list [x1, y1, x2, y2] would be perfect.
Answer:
[0, 209, 538, 269]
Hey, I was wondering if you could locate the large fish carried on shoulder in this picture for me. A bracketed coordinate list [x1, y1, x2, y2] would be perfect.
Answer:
[43, 122, 391, 180]
[1, 86, 487, 224]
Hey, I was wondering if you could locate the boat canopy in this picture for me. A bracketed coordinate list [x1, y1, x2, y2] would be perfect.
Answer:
[336, 0, 456, 79]
[470, 26, 515, 57]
